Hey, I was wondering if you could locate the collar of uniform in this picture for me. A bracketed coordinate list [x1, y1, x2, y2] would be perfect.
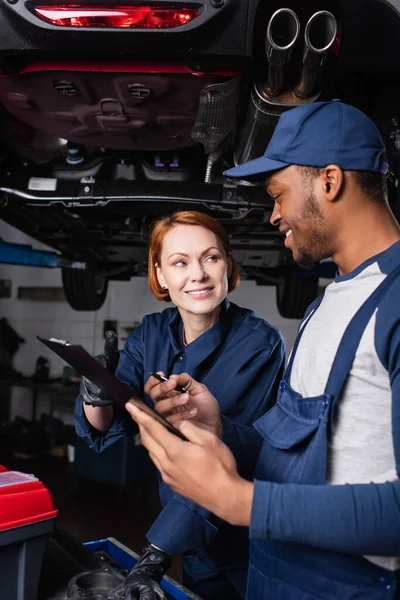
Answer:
[335, 240, 400, 283]
[167, 298, 232, 368]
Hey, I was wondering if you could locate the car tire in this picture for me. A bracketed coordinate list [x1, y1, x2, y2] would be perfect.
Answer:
[276, 269, 319, 319]
[61, 266, 108, 311]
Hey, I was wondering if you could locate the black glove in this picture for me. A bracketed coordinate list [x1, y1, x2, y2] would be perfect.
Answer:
[80, 330, 119, 407]
[124, 544, 172, 600]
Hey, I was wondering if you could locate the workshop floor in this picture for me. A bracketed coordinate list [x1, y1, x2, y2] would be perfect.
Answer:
[2, 449, 183, 582]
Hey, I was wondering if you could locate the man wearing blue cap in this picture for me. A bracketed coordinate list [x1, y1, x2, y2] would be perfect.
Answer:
[126, 101, 400, 599]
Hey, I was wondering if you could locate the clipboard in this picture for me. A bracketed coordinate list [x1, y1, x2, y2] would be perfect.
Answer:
[37, 336, 187, 441]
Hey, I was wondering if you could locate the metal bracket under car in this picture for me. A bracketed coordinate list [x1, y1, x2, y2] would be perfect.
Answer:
[0, 175, 270, 213]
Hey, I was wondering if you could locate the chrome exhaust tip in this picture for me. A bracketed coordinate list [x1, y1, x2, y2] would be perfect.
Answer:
[266, 8, 301, 58]
[294, 10, 338, 99]
[265, 8, 300, 95]
[304, 10, 337, 56]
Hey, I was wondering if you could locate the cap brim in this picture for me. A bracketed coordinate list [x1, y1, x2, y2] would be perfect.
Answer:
[224, 156, 289, 179]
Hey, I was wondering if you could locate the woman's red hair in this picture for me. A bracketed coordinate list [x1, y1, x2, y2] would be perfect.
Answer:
[148, 211, 240, 301]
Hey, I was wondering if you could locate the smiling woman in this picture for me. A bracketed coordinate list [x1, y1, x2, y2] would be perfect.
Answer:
[74, 210, 285, 600]
[148, 211, 240, 344]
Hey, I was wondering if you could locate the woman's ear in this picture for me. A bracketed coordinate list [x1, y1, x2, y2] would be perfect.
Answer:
[156, 263, 168, 290]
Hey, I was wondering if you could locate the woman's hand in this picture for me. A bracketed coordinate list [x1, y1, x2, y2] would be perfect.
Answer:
[125, 403, 254, 527]
[144, 372, 222, 437]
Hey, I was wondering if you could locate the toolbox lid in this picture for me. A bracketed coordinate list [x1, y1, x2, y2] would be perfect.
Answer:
[0, 470, 38, 488]
[0, 465, 57, 531]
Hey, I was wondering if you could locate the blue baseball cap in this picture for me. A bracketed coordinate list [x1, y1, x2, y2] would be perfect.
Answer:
[224, 100, 388, 179]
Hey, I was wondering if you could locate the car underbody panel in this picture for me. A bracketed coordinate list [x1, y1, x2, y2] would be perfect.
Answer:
[1, 0, 400, 316]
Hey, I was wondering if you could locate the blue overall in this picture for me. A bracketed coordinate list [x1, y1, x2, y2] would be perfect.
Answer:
[247, 263, 400, 599]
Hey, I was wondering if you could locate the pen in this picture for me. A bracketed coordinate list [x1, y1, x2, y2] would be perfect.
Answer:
[149, 372, 190, 395]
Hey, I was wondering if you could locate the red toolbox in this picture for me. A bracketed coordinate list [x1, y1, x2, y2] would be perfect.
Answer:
[0, 464, 58, 600]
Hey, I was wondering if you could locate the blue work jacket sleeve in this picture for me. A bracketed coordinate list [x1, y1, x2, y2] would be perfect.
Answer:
[147, 489, 218, 555]
[221, 416, 263, 481]
[147, 341, 282, 555]
[250, 293, 400, 556]
[74, 324, 145, 453]
[216, 336, 285, 425]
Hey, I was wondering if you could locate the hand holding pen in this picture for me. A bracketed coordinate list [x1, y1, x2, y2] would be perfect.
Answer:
[145, 372, 222, 436]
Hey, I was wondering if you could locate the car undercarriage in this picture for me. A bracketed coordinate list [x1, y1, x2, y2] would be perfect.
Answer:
[1, 0, 400, 316]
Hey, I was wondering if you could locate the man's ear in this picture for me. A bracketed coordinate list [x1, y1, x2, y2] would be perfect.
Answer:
[156, 263, 167, 290]
[321, 165, 344, 202]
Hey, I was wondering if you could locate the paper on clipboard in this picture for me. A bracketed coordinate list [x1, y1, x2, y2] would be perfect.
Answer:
[37, 336, 187, 441]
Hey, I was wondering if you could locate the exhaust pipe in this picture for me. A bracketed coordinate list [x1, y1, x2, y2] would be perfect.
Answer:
[294, 10, 337, 99]
[233, 85, 292, 166]
[234, 9, 299, 165]
[265, 8, 300, 96]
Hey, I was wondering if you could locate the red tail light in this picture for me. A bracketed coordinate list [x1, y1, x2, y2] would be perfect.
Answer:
[34, 4, 200, 28]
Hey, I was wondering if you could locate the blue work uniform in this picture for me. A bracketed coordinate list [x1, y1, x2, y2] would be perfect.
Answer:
[223, 256, 400, 599]
[74, 299, 285, 599]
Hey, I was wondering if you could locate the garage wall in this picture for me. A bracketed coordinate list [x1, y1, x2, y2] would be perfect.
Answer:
[0, 221, 301, 420]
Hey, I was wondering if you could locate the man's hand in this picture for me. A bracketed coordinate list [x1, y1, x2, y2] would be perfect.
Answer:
[144, 372, 222, 437]
[125, 403, 254, 527]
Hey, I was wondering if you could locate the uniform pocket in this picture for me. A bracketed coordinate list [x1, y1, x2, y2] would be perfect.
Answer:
[253, 381, 328, 450]
[253, 403, 320, 449]
[252, 382, 330, 484]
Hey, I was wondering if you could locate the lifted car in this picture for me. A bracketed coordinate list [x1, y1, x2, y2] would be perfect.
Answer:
[0, 0, 400, 317]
